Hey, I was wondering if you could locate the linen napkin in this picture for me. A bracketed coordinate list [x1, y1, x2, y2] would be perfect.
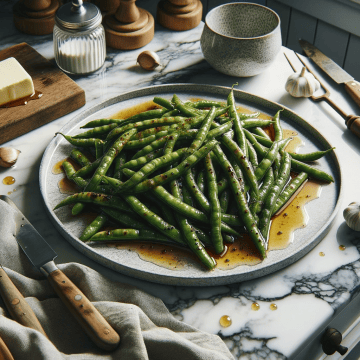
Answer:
[0, 200, 234, 360]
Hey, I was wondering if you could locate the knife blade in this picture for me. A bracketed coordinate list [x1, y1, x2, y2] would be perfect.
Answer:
[299, 39, 360, 108]
[0, 195, 120, 351]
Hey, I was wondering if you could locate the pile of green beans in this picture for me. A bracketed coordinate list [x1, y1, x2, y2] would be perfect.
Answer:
[54, 91, 335, 270]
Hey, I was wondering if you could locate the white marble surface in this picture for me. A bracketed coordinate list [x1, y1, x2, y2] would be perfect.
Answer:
[1, 1, 360, 359]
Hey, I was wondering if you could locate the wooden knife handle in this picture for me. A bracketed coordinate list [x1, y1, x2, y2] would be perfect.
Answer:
[0, 335, 14, 360]
[47, 269, 120, 351]
[344, 80, 360, 108]
[0, 268, 48, 338]
[346, 115, 360, 138]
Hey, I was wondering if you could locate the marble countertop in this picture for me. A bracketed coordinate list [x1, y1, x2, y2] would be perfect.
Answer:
[2, 1, 360, 359]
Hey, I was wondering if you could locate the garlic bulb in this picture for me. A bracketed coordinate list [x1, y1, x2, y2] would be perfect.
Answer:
[0, 147, 21, 168]
[285, 67, 320, 97]
[343, 202, 360, 231]
[137, 51, 160, 71]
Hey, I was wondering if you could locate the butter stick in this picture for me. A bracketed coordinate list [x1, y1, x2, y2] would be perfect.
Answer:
[0, 57, 35, 106]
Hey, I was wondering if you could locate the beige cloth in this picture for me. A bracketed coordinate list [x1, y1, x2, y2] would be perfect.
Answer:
[0, 201, 234, 360]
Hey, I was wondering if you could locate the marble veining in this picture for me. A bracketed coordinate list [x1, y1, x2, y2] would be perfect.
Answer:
[2, 1, 360, 359]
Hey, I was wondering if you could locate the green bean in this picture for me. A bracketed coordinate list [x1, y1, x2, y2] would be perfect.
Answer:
[172, 94, 200, 117]
[121, 193, 185, 244]
[73, 158, 102, 178]
[162, 109, 180, 117]
[164, 132, 180, 155]
[54, 192, 133, 213]
[249, 126, 271, 140]
[238, 111, 261, 120]
[113, 152, 126, 180]
[219, 189, 230, 213]
[247, 140, 258, 168]
[103, 174, 242, 231]
[124, 132, 168, 149]
[184, 170, 209, 212]
[113, 148, 188, 193]
[121, 149, 163, 170]
[244, 129, 268, 159]
[213, 145, 267, 259]
[153, 97, 174, 110]
[288, 148, 335, 162]
[258, 151, 291, 241]
[183, 107, 216, 158]
[188, 100, 225, 108]
[272, 172, 308, 215]
[273, 110, 283, 141]
[130, 140, 218, 193]
[204, 153, 224, 253]
[70, 149, 92, 167]
[220, 134, 259, 198]
[181, 180, 194, 207]
[81, 118, 127, 129]
[106, 116, 188, 142]
[125, 107, 169, 123]
[249, 167, 275, 215]
[57, 133, 97, 148]
[291, 157, 334, 182]
[228, 85, 247, 157]
[90, 229, 175, 244]
[131, 125, 172, 140]
[101, 207, 153, 230]
[95, 139, 104, 159]
[217, 177, 229, 195]
[254, 140, 280, 182]
[196, 169, 206, 194]
[79, 213, 108, 242]
[72, 128, 137, 215]
[73, 123, 119, 139]
[170, 179, 216, 269]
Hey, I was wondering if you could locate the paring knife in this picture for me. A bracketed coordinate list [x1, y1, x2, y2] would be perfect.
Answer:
[299, 39, 360, 108]
[0, 195, 120, 352]
[0, 264, 48, 337]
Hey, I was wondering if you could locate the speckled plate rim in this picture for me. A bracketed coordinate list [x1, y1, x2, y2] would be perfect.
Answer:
[39, 84, 342, 286]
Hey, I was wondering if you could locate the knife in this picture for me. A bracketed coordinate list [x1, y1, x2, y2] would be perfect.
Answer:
[0, 264, 48, 338]
[0, 195, 120, 351]
[299, 39, 360, 108]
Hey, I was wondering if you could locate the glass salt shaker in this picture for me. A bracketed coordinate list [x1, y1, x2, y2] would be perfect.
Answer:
[54, 0, 106, 75]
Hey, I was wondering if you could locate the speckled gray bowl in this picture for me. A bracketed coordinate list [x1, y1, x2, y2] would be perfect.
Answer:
[200, 2, 281, 77]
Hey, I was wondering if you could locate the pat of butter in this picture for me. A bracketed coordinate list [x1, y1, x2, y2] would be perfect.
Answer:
[0, 57, 35, 106]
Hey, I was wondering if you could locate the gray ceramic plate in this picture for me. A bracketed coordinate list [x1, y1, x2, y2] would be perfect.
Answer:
[40, 84, 342, 286]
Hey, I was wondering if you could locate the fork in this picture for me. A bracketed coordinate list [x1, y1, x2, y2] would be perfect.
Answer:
[284, 52, 360, 139]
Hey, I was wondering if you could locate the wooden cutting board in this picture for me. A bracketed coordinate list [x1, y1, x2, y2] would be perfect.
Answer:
[0, 43, 85, 145]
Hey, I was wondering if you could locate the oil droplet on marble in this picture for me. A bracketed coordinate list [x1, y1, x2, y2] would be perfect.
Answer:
[7, 192, 11, 195]
[319, 252, 325, 257]
[339, 245, 346, 251]
[270, 303, 277, 311]
[251, 302, 260, 311]
[219, 315, 232, 327]
[3, 176, 15, 185]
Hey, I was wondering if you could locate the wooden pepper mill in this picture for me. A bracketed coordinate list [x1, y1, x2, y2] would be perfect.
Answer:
[157, 0, 202, 31]
[13, 0, 60, 35]
[103, 0, 154, 50]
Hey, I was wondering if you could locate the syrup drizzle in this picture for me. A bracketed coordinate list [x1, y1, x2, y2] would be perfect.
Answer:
[0, 90, 42, 109]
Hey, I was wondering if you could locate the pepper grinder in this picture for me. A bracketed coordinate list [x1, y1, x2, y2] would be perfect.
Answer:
[103, 0, 154, 50]
[157, 0, 202, 31]
[13, 0, 60, 35]
[53, 0, 106, 74]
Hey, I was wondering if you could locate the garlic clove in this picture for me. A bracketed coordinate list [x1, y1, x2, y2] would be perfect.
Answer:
[285, 66, 320, 98]
[137, 51, 161, 71]
[0, 147, 21, 168]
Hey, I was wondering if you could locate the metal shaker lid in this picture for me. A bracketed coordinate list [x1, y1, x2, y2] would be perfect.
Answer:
[55, 0, 102, 31]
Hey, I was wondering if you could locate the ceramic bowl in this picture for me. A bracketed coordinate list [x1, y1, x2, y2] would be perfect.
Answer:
[200, 2, 281, 77]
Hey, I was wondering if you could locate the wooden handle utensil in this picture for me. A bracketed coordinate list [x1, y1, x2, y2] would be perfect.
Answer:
[284, 52, 360, 139]
[0, 334, 14, 360]
[0, 266, 48, 338]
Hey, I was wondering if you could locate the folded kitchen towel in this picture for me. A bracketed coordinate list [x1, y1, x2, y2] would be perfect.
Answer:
[0, 201, 234, 360]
